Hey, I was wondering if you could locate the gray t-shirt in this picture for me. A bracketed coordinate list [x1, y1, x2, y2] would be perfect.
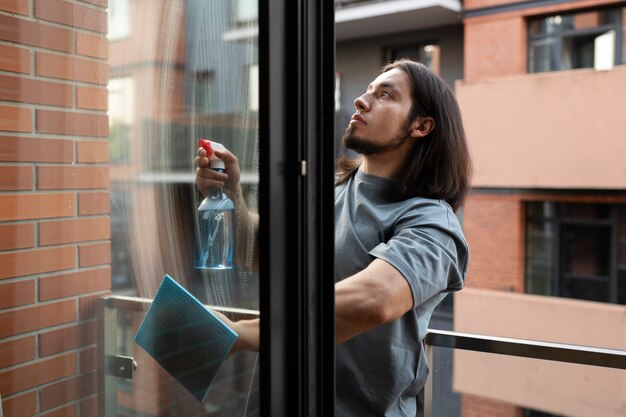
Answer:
[335, 167, 468, 417]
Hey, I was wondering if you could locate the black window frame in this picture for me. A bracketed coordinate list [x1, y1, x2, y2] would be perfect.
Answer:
[259, 0, 336, 415]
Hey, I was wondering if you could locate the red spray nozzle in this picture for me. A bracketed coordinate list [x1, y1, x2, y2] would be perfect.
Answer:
[198, 139, 213, 159]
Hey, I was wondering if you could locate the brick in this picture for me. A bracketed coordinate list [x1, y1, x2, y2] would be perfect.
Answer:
[0, 136, 74, 163]
[79, 291, 109, 319]
[39, 321, 97, 356]
[40, 404, 77, 417]
[0, 0, 29, 14]
[0, 352, 76, 396]
[35, 0, 107, 33]
[39, 217, 110, 246]
[0, 336, 36, 368]
[36, 109, 108, 137]
[0, 299, 76, 338]
[79, 346, 97, 372]
[38, 166, 109, 190]
[79, 395, 98, 416]
[78, 191, 110, 215]
[0, 246, 76, 280]
[0, 44, 30, 74]
[39, 266, 111, 300]
[0, 193, 74, 221]
[76, 86, 107, 110]
[1, 391, 37, 417]
[36, 52, 107, 85]
[0, 105, 31, 133]
[0, 75, 72, 107]
[0, 165, 32, 190]
[0, 14, 72, 53]
[39, 372, 96, 411]
[0, 223, 34, 250]
[77, 140, 108, 163]
[79, 242, 111, 267]
[79, 0, 107, 7]
[0, 280, 35, 309]
[76, 32, 108, 59]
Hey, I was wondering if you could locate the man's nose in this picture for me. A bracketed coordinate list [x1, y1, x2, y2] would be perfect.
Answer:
[354, 94, 370, 112]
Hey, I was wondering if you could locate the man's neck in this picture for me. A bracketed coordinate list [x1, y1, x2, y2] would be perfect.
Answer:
[360, 144, 410, 179]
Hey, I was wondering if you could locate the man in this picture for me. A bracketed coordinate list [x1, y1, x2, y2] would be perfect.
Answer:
[195, 59, 472, 416]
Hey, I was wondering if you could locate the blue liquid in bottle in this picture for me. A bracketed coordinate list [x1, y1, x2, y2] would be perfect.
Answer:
[195, 169, 234, 270]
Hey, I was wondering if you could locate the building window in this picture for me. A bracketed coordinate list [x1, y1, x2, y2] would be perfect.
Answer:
[528, 8, 624, 73]
[233, 0, 258, 23]
[386, 42, 441, 74]
[108, 77, 134, 164]
[248, 64, 259, 112]
[108, 0, 130, 41]
[193, 71, 214, 114]
[622, 7, 626, 64]
[525, 202, 626, 305]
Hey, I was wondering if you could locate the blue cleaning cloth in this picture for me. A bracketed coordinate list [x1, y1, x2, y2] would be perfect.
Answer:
[135, 274, 238, 402]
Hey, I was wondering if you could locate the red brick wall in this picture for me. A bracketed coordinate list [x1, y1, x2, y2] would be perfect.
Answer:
[463, 192, 526, 292]
[0, 1, 110, 416]
[462, 395, 523, 417]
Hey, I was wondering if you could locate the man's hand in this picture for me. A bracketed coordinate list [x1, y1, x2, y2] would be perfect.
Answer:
[212, 310, 260, 355]
[194, 146, 242, 199]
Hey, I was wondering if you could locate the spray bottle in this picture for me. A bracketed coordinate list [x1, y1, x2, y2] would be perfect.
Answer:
[194, 139, 234, 270]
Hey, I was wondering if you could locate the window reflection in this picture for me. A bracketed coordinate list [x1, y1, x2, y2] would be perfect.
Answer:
[105, 0, 260, 414]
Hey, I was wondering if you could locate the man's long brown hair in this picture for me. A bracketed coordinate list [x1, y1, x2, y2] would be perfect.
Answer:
[336, 59, 472, 212]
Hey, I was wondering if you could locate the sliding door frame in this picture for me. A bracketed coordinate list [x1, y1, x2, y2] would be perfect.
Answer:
[259, 0, 336, 415]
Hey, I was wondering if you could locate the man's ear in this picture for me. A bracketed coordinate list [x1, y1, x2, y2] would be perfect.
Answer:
[410, 116, 435, 138]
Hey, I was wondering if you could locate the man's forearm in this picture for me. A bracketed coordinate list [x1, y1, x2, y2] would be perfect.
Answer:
[223, 259, 413, 354]
[233, 186, 260, 271]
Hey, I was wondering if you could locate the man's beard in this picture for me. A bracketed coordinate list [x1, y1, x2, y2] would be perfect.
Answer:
[342, 124, 412, 156]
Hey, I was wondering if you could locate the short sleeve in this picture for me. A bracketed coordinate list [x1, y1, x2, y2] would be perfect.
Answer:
[368, 201, 468, 308]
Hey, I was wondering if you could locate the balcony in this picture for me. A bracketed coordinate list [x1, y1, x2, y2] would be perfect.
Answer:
[456, 65, 626, 189]
[335, 0, 462, 41]
[98, 295, 626, 417]
[454, 288, 626, 416]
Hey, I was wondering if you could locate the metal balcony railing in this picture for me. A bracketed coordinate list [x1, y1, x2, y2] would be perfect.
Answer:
[99, 295, 626, 417]
[335, 0, 382, 8]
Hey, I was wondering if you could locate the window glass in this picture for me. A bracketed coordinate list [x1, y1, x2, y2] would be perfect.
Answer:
[108, 0, 130, 40]
[620, 205, 626, 265]
[526, 202, 623, 304]
[527, 8, 622, 72]
[529, 38, 560, 73]
[561, 224, 610, 277]
[526, 220, 554, 296]
[106, 0, 261, 413]
[389, 43, 441, 74]
[557, 203, 610, 219]
[619, 270, 626, 305]
[623, 7, 626, 64]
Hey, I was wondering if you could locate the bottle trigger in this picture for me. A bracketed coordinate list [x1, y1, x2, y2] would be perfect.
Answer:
[198, 139, 213, 159]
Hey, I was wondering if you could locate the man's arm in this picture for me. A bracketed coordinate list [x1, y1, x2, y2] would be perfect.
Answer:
[335, 258, 413, 343]
[225, 258, 413, 353]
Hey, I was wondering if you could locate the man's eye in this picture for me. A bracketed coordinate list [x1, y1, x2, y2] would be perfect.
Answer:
[381, 91, 391, 98]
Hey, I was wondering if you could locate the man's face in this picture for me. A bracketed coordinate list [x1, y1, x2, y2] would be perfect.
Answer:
[342, 68, 414, 155]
